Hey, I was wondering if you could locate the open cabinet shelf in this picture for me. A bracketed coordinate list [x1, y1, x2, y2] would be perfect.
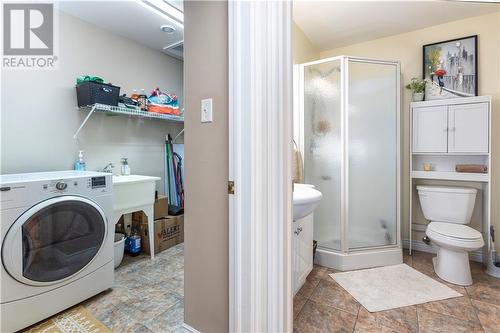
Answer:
[411, 170, 489, 182]
[79, 103, 184, 123]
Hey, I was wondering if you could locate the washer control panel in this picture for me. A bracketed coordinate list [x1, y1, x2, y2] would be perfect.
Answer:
[90, 176, 106, 189]
[55, 181, 67, 191]
[0, 172, 112, 210]
[43, 176, 109, 193]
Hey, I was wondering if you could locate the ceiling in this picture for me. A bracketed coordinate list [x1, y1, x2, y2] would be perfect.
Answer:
[293, 1, 499, 51]
[59, 1, 184, 59]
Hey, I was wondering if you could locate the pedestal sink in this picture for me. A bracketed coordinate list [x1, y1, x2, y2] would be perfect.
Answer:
[293, 183, 322, 220]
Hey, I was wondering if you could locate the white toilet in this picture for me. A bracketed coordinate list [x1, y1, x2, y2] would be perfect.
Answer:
[417, 185, 484, 286]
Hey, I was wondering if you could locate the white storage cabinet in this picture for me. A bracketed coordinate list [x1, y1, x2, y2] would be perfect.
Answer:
[293, 214, 314, 295]
[409, 96, 493, 275]
[412, 102, 489, 154]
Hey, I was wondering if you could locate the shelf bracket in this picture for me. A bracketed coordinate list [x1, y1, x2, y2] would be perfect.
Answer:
[73, 105, 97, 139]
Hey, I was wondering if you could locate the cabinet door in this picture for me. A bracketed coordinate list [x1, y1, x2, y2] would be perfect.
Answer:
[297, 215, 313, 285]
[448, 103, 489, 153]
[292, 220, 299, 294]
[412, 106, 448, 153]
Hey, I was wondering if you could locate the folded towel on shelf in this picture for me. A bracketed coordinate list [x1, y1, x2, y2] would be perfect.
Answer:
[455, 164, 488, 173]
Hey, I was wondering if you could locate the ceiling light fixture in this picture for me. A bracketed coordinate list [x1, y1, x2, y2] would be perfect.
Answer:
[161, 25, 176, 33]
[136, 0, 183, 25]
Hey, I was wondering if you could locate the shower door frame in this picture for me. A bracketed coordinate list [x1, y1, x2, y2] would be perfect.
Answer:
[295, 56, 402, 269]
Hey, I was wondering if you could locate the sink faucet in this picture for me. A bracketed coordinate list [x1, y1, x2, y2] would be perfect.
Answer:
[101, 163, 114, 173]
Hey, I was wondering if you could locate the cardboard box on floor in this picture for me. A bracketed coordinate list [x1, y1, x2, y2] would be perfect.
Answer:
[154, 195, 169, 220]
[132, 196, 183, 255]
[135, 215, 184, 255]
[131, 195, 168, 221]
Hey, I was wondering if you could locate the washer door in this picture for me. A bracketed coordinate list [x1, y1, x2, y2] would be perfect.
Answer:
[2, 196, 107, 286]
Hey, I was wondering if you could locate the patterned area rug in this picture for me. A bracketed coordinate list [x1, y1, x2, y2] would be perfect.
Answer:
[22, 306, 111, 333]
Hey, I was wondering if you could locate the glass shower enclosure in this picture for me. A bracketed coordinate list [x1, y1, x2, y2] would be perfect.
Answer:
[295, 56, 402, 270]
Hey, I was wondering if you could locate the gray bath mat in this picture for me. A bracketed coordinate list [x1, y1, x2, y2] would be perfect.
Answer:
[330, 264, 462, 312]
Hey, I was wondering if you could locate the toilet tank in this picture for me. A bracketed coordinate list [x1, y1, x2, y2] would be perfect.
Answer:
[417, 186, 477, 224]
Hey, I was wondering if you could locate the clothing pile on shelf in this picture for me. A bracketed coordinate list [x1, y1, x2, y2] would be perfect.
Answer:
[75, 75, 182, 116]
[148, 88, 181, 116]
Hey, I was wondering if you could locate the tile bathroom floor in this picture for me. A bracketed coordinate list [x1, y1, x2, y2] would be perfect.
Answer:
[82, 243, 184, 333]
[294, 250, 500, 333]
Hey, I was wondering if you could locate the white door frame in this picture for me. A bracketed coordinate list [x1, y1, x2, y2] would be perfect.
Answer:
[228, 1, 293, 332]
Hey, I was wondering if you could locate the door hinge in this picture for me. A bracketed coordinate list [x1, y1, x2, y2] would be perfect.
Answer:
[228, 181, 235, 194]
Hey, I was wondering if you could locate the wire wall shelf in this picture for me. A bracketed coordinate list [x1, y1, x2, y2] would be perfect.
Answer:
[79, 103, 184, 122]
[74, 103, 184, 139]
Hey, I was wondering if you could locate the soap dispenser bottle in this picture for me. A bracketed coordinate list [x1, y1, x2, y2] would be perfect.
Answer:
[121, 157, 130, 175]
[74, 150, 86, 171]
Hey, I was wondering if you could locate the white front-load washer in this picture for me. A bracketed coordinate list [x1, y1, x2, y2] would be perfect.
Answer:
[0, 171, 114, 332]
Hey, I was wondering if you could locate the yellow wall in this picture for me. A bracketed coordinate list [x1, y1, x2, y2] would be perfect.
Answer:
[293, 23, 320, 64]
[320, 12, 500, 250]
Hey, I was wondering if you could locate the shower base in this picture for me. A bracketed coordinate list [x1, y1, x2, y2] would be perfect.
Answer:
[315, 246, 402, 271]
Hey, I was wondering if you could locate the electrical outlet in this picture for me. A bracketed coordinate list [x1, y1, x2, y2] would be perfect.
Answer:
[201, 98, 213, 123]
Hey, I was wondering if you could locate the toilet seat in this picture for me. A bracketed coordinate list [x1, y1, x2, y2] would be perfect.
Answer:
[427, 222, 482, 240]
[426, 222, 484, 250]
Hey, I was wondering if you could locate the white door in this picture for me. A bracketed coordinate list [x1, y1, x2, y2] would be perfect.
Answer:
[448, 103, 489, 153]
[412, 106, 448, 153]
[228, 1, 293, 332]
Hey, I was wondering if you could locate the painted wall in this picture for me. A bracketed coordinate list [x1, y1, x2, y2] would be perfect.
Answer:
[183, 1, 229, 332]
[320, 12, 500, 250]
[293, 23, 320, 64]
[0, 11, 184, 195]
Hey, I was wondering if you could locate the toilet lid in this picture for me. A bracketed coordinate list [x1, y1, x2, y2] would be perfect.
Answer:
[428, 222, 482, 240]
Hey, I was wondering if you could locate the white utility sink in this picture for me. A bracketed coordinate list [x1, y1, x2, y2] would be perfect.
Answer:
[112, 174, 161, 259]
[112, 174, 161, 185]
[112, 175, 160, 211]
[293, 183, 322, 220]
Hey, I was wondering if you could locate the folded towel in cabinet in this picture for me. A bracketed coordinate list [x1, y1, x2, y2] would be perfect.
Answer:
[455, 164, 488, 173]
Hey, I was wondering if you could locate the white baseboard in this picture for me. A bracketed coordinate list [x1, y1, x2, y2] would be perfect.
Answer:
[183, 323, 202, 333]
[402, 239, 483, 263]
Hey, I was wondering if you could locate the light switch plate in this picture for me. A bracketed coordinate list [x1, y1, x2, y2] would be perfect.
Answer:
[201, 98, 213, 123]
